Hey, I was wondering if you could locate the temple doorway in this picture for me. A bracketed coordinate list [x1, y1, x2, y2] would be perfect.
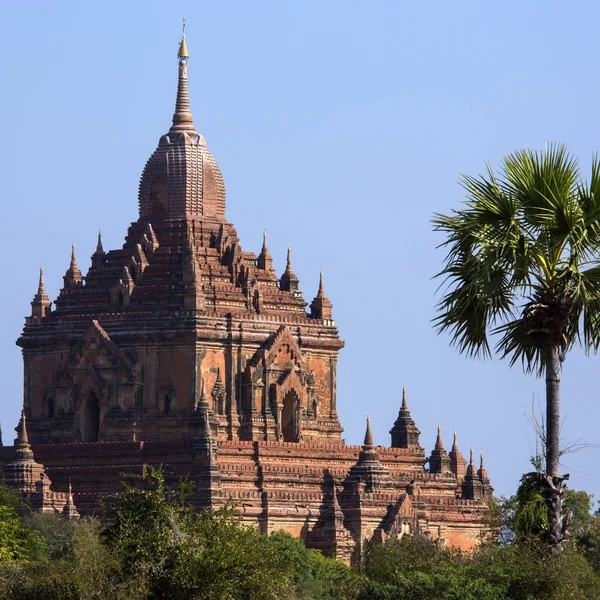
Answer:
[81, 390, 100, 442]
[281, 391, 299, 442]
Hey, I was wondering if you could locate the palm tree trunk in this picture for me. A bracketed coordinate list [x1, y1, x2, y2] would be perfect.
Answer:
[545, 344, 565, 550]
[545, 345, 561, 477]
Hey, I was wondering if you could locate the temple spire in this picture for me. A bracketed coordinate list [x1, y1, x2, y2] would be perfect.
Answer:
[390, 386, 420, 448]
[428, 425, 451, 474]
[95, 230, 104, 254]
[280, 244, 300, 293]
[171, 22, 195, 134]
[196, 376, 210, 412]
[38, 267, 46, 297]
[257, 231, 274, 273]
[17, 410, 29, 446]
[465, 447, 478, 478]
[478, 451, 490, 485]
[63, 244, 82, 288]
[62, 480, 80, 521]
[351, 415, 389, 490]
[434, 425, 445, 450]
[12, 409, 35, 462]
[30, 266, 52, 320]
[449, 431, 466, 482]
[363, 415, 374, 447]
[310, 270, 333, 319]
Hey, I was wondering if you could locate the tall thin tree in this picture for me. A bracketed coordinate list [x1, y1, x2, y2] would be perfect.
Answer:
[433, 144, 600, 548]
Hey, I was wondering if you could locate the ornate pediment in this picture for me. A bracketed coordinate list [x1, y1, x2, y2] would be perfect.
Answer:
[381, 494, 415, 538]
[68, 320, 135, 380]
[247, 326, 307, 378]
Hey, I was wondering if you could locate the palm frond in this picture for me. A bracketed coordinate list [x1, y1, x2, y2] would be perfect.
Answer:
[433, 144, 600, 373]
[494, 318, 544, 375]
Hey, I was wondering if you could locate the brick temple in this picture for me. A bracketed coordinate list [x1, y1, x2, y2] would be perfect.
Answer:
[0, 33, 492, 561]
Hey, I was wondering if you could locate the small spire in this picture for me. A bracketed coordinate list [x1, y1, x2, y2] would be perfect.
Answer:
[63, 244, 82, 286]
[171, 22, 195, 134]
[31, 265, 51, 314]
[331, 481, 344, 524]
[434, 425, 445, 450]
[280, 243, 300, 293]
[478, 450, 490, 485]
[0, 423, 3, 447]
[16, 410, 29, 446]
[363, 415, 374, 447]
[452, 431, 459, 452]
[257, 231, 274, 272]
[464, 446, 479, 481]
[390, 385, 421, 448]
[38, 266, 46, 295]
[448, 430, 466, 481]
[178, 18, 189, 58]
[11, 409, 34, 462]
[196, 375, 210, 412]
[310, 269, 332, 318]
[314, 269, 328, 299]
[215, 368, 222, 385]
[62, 479, 80, 521]
[95, 230, 104, 254]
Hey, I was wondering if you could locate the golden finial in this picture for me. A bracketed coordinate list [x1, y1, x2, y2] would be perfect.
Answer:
[178, 18, 189, 58]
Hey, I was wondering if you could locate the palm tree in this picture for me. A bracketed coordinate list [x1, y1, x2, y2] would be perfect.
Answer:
[432, 144, 600, 549]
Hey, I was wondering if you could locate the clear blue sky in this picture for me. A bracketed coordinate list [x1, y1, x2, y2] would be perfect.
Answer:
[1, 0, 599, 502]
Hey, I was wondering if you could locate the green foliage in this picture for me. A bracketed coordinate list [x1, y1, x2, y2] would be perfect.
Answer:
[267, 531, 361, 599]
[25, 512, 75, 560]
[361, 535, 600, 600]
[474, 540, 600, 600]
[0, 480, 45, 565]
[101, 465, 194, 588]
[564, 489, 595, 536]
[361, 537, 503, 600]
[3, 468, 600, 599]
[101, 465, 356, 599]
[514, 473, 550, 539]
[0, 506, 44, 564]
[0, 519, 147, 600]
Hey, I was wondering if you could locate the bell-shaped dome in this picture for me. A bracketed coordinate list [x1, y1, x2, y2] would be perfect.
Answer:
[138, 36, 226, 220]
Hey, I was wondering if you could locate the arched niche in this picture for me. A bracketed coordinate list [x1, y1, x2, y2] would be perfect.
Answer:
[81, 389, 100, 442]
[281, 390, 300, 442]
